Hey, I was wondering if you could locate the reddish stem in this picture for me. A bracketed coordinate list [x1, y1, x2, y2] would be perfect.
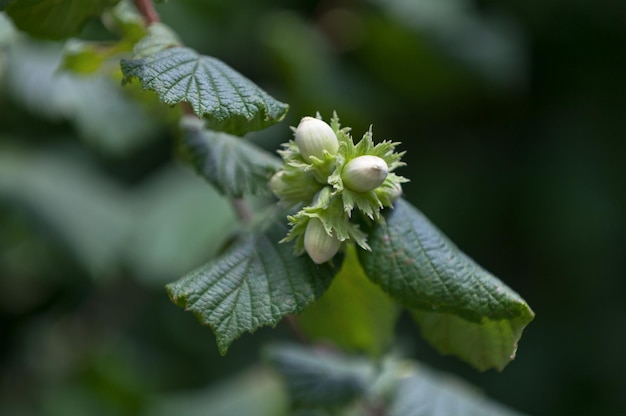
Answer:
[180, 102, 195, 116]
[230, 198, 252, 223]
[133, 0, 160, 25]
[285, 315, 310, 344]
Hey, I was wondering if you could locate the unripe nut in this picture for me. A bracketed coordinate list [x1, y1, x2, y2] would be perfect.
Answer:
[304, 218, 341, 264]
[341, 155, 389, 193]
[269, 171, 288, 197]
[295, 117, 339, 161]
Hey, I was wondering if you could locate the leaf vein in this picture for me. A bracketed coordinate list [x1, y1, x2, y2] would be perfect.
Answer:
[213, 59, 256, 117]
[408, 217, 456, 303]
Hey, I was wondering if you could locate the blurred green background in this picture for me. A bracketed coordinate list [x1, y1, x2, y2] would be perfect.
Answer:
[1, 0, 625, 415]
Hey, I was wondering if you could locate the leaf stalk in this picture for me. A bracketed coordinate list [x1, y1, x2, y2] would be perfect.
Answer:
[133, 0, 160, 25]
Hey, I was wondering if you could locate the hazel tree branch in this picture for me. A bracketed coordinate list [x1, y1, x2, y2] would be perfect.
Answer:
[133, 0, 160, 25]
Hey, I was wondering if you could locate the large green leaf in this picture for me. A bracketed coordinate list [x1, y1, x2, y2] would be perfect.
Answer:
[265, 344, 374, 408]
[179, 116, 282, 197]
[5, 0, 118, 40]
[121, 46, 289, 135]
[296, 245, 399, 357]
[166, 220, 339, 355]
[410, 310, 529, 372]
[130, 22, 181, 58]
[266, 344, 525, 415]
[358, 199, 534, 371]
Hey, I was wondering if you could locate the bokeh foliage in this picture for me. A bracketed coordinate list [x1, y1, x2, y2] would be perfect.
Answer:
[1, 0, 626, 415]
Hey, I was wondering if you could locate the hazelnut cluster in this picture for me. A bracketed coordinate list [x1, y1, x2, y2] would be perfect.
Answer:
[270, 113, 408, 264]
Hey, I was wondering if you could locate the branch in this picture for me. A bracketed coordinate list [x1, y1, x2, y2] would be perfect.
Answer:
[285, 315, 310, 344]
[133, 0, 160, 25]
[230, 198, 252, 223]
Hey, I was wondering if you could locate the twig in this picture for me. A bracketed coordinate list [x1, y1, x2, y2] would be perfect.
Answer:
[133, 0, 160, 25]
[230, 198, 252, 223]
[285, 315, 310, 344]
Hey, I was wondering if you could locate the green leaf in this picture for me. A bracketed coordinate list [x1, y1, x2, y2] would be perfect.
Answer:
[358, 199, 534, 371]
[390, 366, 526, 416]
[179, 116, 282, 197]
[121, 46, 289, 135]
[266, 345, 526, 415]
[166, 220, 339, 355]
[265, 344, 374, 408]
[296, 245, 398, 357]
[131, 22, 180, 58]
[410, 310, 529, 372]
[6, 0, 118, 40]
